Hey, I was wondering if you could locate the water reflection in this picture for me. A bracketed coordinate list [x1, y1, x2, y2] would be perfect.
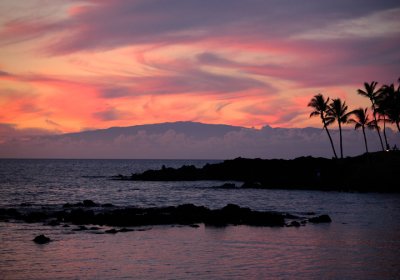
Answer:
[1, 159, 400, 279]
[1, 220, 400, 279]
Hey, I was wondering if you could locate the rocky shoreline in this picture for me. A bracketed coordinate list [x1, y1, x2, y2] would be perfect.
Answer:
[0, 200, 331, 233]
[114, 151, 400, 192]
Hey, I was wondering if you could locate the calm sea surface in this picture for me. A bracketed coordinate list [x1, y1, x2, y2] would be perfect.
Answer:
[0, 159, 399, 280]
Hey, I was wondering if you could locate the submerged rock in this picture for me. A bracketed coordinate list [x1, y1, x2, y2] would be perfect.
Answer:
[105, 228, 118, 234]
[33, 234, 51, 244]
[101, 203, 114, 208]
[1, 200, 328, 229]
[63, 200, 99, 208]
[308, 215, 332, 223]
[287, 221, 301, 227]
[241, 181, 264, 189]
[213, 183, 237, 189]
[72, 225, 89, 231]
[47, 220, 60, 226]
[118, 228, 134, 232]
[83, 200, 98, 207]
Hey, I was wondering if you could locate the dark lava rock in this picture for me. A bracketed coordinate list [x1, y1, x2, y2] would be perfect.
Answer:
[136, 228, 152, 231]
[89, 226, 101, 230]
[288, 221, 301, 227]
[101, 203, 114, 208]
[118, 228, 134, 232]
[72, 225, 89, 231]
[308, 215, 332, 223]
[66, 208, 95, 225]
[214, 183, 237, 189]
[24, 211, 48, 223]
[83, 200, 98, 207]
[105, 228, 118, 234]
[120, 151, 400, 192]
[1, 202, 306, 229]
[241, 181, 264, 189]
[0, 208, 21, 221]
[47, 220, 60, 226]
[284, 213, 302, 219]
[33, 234, 51, 244]
[20, 203, 33, 207]
[63, 200, 99, 208]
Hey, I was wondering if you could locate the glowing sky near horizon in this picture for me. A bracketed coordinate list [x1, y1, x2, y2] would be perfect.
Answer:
[1, 0, 400, 136]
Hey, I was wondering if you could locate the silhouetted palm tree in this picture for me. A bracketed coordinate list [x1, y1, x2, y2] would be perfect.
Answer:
[393, 78, 400, 132]
[378, 79, 400, 133]
[357, 81, 385, 151]
[349, 108, 376, 153]
[308, 93, 338, 159]
[327, 98, 352, 159]
[375, 85, 392, 149]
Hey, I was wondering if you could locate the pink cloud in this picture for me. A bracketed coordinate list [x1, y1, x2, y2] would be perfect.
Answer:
[1, 0, 399, 134]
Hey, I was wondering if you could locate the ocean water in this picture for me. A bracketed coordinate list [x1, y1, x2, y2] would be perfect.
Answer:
[0, 159, 399, 280]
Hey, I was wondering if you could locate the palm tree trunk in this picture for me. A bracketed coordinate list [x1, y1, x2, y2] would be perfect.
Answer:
[362, 126, 369, 153]
[338, 121, 343, 159]
[382, 115, 389, 150]
[371, 102, 385, 151]
[323, 121, 338, 159]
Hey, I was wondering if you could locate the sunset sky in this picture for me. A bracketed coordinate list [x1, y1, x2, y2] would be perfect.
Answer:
[1, 0, 400, 137]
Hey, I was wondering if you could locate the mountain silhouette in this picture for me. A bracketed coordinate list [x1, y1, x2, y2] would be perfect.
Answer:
[1, 121, 398, 159]
[64, 121, 245, 141]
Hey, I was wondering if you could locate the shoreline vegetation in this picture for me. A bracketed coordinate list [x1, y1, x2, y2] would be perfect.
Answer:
[308, 79, 400, 159]
[114, 151, 400, 193]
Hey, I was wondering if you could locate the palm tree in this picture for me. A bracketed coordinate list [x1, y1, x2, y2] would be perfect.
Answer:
[348, 108, 377, 153]
[378, 79, 400, 133]
[357, 81, 385, 151]
[392, 78, 400, 132]
[308, 94, 338, 159]
[327, 98, 352, 159]
[375, 84, 393, 149]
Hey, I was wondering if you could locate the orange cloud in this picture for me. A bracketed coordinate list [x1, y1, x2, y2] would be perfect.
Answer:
[1, 0, 399, 138]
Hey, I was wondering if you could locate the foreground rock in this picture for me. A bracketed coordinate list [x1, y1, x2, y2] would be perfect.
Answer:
[33, 234, 51, 244]
[0, 201, 331, 229]
[114, 151, 400, 192]
[308, 215, 332, 223]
